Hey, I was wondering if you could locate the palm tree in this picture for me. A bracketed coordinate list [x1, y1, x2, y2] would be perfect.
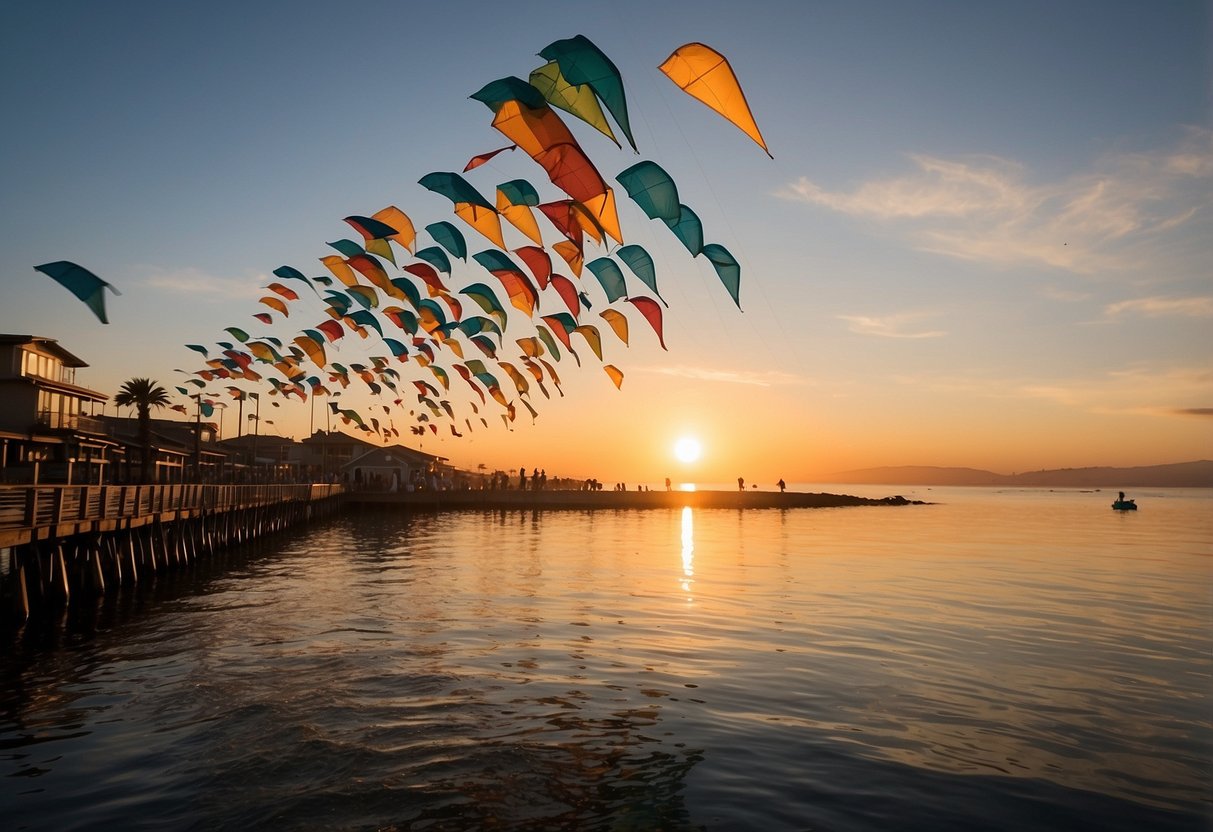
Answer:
[114, 377, 170, 483]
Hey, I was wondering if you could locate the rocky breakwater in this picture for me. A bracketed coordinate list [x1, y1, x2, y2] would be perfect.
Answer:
[348, 489, 925, 512]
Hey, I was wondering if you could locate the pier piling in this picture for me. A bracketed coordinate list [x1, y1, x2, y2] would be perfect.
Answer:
[1, 483, 344, 620]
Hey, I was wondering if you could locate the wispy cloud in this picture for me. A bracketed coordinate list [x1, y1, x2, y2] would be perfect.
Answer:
[644, 365, 806, 386]
[1020, 364, 1213, 416]
[143, 266, 266, 300]
[891, 363, 1212, 418]
[1104, 295, 1213, 319]
[838, 311, 947, 339]
[777, 128, 1212, 274]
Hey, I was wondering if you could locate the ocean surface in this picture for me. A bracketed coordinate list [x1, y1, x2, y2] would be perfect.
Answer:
[2, 486, 1210, 831]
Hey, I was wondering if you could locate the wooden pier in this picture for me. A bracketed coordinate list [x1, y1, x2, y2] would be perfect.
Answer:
[0, 483, 343, 620]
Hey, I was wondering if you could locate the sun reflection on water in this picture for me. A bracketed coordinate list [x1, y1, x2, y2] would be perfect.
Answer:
[680, 506, 694, 600]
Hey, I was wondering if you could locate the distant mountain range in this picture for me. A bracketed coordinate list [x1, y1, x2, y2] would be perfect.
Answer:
[826, 460, 1213, 488]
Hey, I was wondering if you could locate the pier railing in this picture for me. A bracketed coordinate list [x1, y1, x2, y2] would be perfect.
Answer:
[0, 483, 343, 548]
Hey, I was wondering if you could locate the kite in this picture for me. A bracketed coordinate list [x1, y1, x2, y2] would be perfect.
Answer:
[266, 282, 300, 301]
[513, 246, 551, 289]
[551, 240, 583, 276]
[425, 221, 468, 262]
[414, 246, 453, 275]
[529, 60, 620, 147]
[701, 243, 742, 309]
[259, 296, 290, 316]
[659, 43, 772, 158]
[574, 324, 603, 360]
[599, 309, 629, 345]
[419, 172, 506, 248]
[616, 162, 681, 223]
[496, 180, 544, 246]
[327, 239, 365, 258]
[626, 296, 667, 350]
[549, 274, 581, 317]
[604, 365, 624, 389]
[586, 258, 627, 303]
[616, 244, 667, 307]
[34, 261, 121, 324]
[372, 206, 417, 253]
[464, 144, 516, 172]
[459, 283, 509, 329]
[539, 34, 636, 152]
[665, 204, 704, 255]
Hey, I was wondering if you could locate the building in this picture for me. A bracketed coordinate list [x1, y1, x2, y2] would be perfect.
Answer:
[0, 334, 117, 483]
[102, 415, 227, 483]
[342, 444, 447, 490]
[218, 432, 298, 480]
[296, 430, 379, 480]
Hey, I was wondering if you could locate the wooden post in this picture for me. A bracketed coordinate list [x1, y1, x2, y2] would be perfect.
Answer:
[52, 543, 70, 605]
[15, 561, 31, 621]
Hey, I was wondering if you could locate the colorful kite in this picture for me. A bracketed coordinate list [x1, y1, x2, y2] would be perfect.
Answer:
[659, 43, 772, 158]
[34, 261, 120, 324]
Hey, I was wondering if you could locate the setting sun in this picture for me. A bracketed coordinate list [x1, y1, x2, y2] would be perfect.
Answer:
[674, 436, 702, 463]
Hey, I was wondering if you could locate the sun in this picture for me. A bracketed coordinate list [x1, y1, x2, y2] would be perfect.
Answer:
[674, 436, 702, 463]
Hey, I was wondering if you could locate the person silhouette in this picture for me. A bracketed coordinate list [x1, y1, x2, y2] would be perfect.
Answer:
[737, 476, 745, 491]
[778, 478, 786, 493]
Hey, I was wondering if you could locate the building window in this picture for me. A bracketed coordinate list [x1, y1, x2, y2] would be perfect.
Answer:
[21, 348, 72, 384]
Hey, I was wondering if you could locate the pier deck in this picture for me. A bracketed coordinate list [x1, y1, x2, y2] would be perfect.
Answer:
[0, 483, 343, 550]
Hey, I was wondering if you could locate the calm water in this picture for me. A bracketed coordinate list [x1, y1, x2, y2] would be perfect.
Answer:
[2, 487, 1210, 830]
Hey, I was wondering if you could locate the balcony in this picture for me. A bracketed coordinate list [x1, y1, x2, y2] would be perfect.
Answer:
[33, 412, 109, 435]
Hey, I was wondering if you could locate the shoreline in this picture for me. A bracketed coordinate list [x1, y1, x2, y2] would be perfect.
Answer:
[346, 489, 924, 512]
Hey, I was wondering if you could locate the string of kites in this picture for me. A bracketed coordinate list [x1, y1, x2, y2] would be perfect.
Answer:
[35, 37, 771, 442]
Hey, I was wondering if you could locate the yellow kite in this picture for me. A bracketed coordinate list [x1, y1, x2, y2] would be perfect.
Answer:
[659, 43, 772, 158]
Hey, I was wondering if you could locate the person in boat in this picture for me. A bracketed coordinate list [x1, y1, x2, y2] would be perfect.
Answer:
[1119, 491, 1125, 502]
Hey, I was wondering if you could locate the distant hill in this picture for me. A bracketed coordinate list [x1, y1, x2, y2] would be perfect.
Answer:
[826, 460, 1213, 488]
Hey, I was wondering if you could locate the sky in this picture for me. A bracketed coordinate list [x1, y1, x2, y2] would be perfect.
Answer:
[1, 0, 1209, 484]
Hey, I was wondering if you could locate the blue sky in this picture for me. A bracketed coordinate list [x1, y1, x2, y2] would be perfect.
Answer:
[2, 1, 1209, 480]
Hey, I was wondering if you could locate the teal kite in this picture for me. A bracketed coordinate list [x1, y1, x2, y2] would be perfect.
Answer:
[497, 179, 541, 207]
[414, 246, 452, 275]
[425, 221, 468, 261]
[616, 161, 681, 223]
[616, 244, 667, 307]
[585, 258, 627, 303]
[34, 261, 121, 324]
[344, 215, 399, 240]
[539, 34, 636, 152]
[326, 239, 366, 258]
[701, 243, 741, 309]
[389, 277, 423, 311]
[470, 76, 548, 112]
[665, 204, 704, 255]
[419, 171, 496, 212]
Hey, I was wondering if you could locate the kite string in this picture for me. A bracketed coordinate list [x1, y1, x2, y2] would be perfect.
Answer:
[652, 75, 799, 370]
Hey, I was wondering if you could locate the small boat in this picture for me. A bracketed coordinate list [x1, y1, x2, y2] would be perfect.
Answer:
[1111, 498, 1137, 511]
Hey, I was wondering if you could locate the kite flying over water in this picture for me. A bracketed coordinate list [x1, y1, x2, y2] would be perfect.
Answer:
[169, 36, 767, 442]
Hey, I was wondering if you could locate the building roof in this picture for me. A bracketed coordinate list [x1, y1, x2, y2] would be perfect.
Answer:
[0, 335, 89, 368]
[344, 443, 442, 470]
[299, 430, 379, 450]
